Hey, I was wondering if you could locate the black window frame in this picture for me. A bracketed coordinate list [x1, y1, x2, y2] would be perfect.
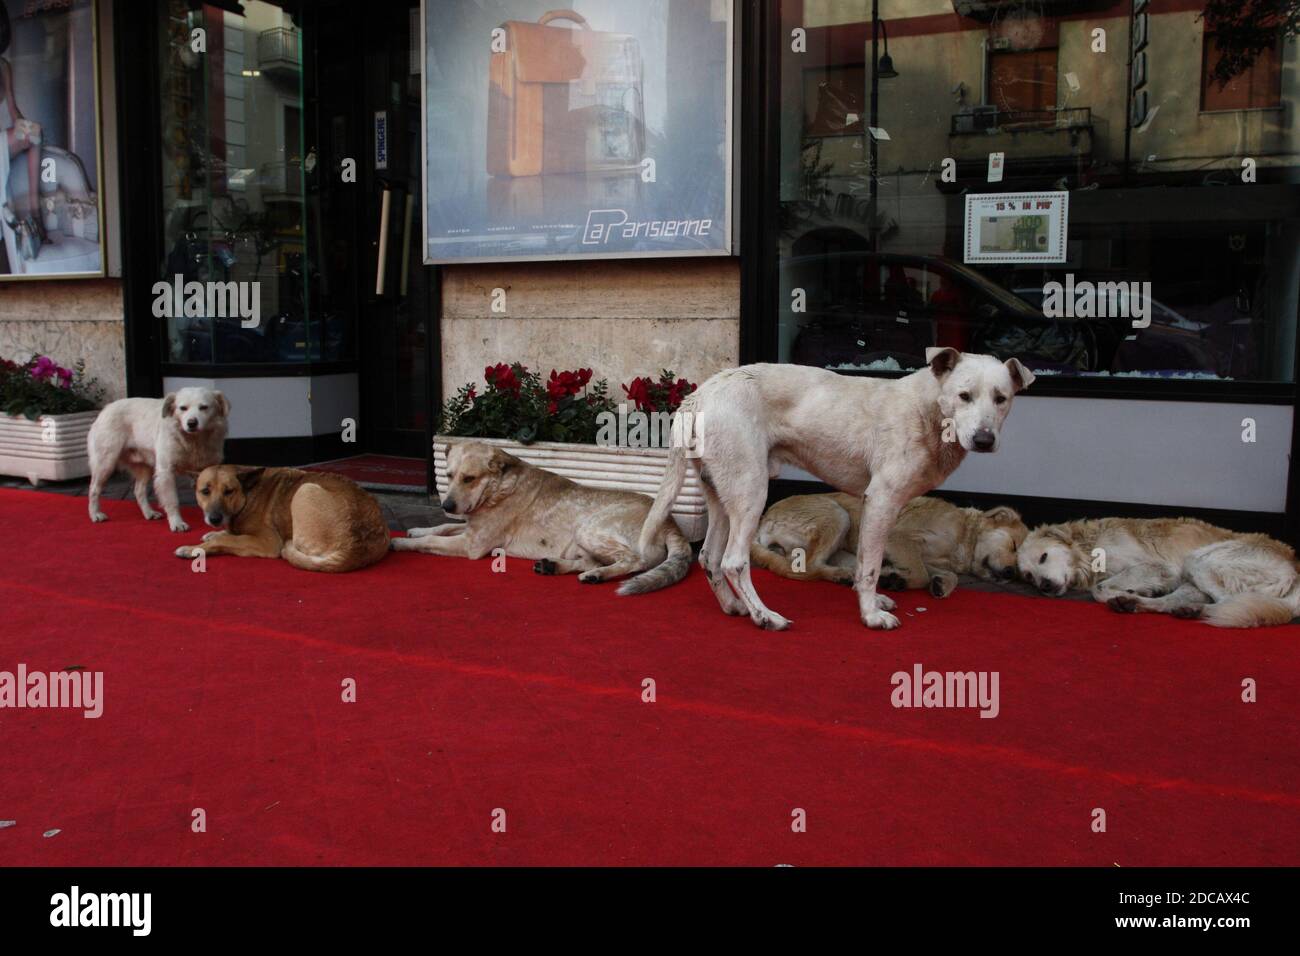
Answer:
[737, 0, 1300, 407]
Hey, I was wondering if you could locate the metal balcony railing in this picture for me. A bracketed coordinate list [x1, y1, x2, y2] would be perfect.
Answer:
[950, 106, 1092, 135]
[257, 27, 300, 70]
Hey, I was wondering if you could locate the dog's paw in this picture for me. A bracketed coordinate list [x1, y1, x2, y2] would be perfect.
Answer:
[90, 510, 108, 523]
[875, 593, 897, 612]
[930, 574, 957, 599]
[577, 570, 605, 584]
[879, 572, 908, 591]
[201, 530, 225, 542]
[533, 559, 558, 575]
[1107, 595, 1138, 614]
[1171, 604, 1203, 620]
[752, 610, 791, 631]
[406, 526, 434, 538]
[175, 545, 199, 559]
[863, 609, 901, 630]
[168, 518, 191, 533]
[142, 508, 162, 521]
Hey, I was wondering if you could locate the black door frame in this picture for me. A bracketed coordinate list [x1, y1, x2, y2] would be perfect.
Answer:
[113, 0, 439, 480]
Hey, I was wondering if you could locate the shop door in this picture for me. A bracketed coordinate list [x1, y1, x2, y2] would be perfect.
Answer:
[309, 0, 432, 459]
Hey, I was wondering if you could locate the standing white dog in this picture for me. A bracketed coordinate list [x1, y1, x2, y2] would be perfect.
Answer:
[640, 349, 1033, 630]
[86, 387, 230, 532]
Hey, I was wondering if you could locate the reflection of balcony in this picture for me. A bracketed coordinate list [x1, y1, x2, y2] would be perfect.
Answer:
[952, 0, 1115, 20]
[949, 107, 1092, 163]
[257, 27, 300, 80]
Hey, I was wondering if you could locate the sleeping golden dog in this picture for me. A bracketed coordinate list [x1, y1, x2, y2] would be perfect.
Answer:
[174, 465, 389, 572]
[392, 441, 691, 594]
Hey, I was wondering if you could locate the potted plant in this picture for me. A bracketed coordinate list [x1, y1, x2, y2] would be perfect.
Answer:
[435, 364, 707, 539]
[0, 355, 104, 485]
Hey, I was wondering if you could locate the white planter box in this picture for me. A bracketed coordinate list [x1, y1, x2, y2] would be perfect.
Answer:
[0, 410, 98, 485]
[434, 435, 707, 541]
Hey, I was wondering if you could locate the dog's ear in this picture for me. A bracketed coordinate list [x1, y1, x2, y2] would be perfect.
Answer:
[925, 347, 960, 378]
[161, 393, 177, 418]
[982, 505, 1022, 526]
[490, 449, 519, 474]
[213, 391, 230, 417]
[1039, 525, 1072, 545]
[236, 467, 265, 491]
[1005, 357, 1035, 393]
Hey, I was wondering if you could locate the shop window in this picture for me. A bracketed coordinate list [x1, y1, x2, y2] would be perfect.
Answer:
[772, 0, 1298, 386]
[1201, 33, 1282, 111]
[155, 0, 350, 367]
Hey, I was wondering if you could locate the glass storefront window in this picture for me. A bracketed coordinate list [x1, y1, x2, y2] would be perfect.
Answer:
[776, 0, 1300, 383]
[156, 0, 349, 366]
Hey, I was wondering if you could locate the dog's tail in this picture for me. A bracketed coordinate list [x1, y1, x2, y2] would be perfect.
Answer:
[281, 537, 388, 573]
[619, 524, 692, 595]
[1201, 593, 1297, 628]
[638, 443, 688, 556]
[750, 541, 790, 576]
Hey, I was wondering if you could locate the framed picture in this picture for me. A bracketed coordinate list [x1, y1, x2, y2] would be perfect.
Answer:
[963, 192, 1069, 265]
[0, 0, 106, 280]
[421, 0, 734, 263]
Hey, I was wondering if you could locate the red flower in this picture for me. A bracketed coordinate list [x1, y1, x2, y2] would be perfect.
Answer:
[485, 363, 521, 396]
[547, 368, 593, 402]
[622, 377, 652, 412]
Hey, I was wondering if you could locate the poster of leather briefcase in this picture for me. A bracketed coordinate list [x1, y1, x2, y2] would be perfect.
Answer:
[487, 9, 645, 178]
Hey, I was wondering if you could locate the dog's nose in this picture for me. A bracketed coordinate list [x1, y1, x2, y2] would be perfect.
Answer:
[971, 428, 996, 452]
[186, 418, 199, 431]
[1037, 580, 1056, 594]
[440, 498, 457, 514]
[205, 512, 225, 527]
[1000, 566, 1016, 580]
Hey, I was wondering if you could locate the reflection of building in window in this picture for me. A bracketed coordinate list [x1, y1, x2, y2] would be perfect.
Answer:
[989, 47, 1056, 115]
[1201, 33, 1282, 111]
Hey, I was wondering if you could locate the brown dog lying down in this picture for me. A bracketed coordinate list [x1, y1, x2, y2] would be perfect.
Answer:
[751, 493, 1027, 598]
[392, 441, 691, 595]
[174, 466, 390, 572]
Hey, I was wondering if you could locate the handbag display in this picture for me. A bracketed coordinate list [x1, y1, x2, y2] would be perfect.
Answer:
[487, 9, 644, 178]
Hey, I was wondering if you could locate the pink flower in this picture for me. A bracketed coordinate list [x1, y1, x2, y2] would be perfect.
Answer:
[30, 356, 57, 381]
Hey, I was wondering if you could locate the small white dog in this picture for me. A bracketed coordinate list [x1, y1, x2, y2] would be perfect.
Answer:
[87, 387, 230, 532]
[641, 349, 1034, 631]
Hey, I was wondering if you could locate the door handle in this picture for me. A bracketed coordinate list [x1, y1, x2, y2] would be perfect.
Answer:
[375, 188, 392, 296]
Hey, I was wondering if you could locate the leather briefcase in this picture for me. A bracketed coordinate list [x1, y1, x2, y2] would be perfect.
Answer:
[487, 9, 644, 177]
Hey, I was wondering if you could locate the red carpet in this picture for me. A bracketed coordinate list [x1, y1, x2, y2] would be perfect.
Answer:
[1, 488, 1298, 866]
[303, 454, 426, 490]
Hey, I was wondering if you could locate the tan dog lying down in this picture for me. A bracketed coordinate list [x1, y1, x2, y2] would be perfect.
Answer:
[392, 441, 690, 595]
[752, 493, 1027, 598]
[175, 466, 389, 572]
[1018, 516, 1300, 628]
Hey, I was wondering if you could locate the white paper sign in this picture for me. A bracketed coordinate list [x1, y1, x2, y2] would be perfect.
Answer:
[987, 151, 1004, 183]
[963, 192, 1069, 264]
